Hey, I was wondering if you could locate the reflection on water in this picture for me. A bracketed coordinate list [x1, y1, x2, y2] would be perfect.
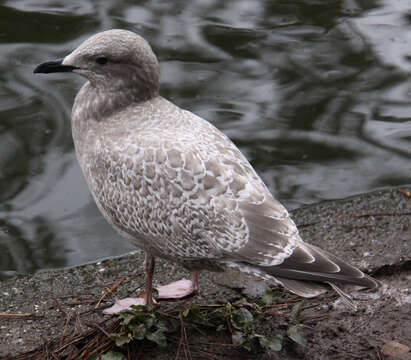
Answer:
[0, 0, 410, 279]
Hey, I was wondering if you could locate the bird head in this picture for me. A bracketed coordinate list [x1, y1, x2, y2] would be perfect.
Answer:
[34, 29, 160, 102]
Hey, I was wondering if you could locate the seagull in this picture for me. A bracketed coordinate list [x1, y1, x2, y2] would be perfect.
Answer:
[34, 29, 380, 314]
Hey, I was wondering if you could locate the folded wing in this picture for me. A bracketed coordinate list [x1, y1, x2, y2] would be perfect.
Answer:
[223, 198, 380, 304]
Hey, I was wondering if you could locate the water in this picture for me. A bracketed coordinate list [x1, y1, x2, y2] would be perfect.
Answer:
[0, 0, 410, 279]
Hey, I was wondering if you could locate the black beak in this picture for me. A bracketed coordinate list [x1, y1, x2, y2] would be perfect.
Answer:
[33, 59, 78, 74]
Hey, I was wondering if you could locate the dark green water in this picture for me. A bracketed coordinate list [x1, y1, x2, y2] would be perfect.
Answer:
[0, 0, 410, 279]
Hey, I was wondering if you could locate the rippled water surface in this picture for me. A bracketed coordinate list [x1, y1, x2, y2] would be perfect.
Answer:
[1, 0, 410, 278]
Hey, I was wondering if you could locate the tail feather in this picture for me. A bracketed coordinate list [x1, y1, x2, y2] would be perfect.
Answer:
[223, 258, 379, 310]
[259, 242, 380, 290]
[327, 282, 357, 310]
[239, 241, 380, 309]
[273, 276, 357, 310]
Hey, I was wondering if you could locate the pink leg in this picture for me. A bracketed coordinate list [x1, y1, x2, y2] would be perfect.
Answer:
[144, 253, 156, 305]
[103, 253, 156, 315]
[192, 271, 199, 292]
[156, 271, 200, 299]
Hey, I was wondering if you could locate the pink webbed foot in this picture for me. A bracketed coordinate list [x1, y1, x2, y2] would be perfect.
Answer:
[103, 296, 157, 315]
[156, 279, 196, 299]
[156, 273, 200, 299]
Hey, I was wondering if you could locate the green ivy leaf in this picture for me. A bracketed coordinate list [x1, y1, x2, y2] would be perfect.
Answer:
[109, 333, 132, 347]
[132, 324, 146, 340]
[144, 315, 155, 329]
[183, 305, 199, 318]
[146, 329, 167, 348]
[100, 351, 126, 360]
[119, 313, 135, 325]
[257, 334, 283, 352]
[156, 320, 168, 332]
[232, 332, 245, 346]
[231, 307, 254, 330]
[130, 304, 146, 311]
[287, 325, 308, 347]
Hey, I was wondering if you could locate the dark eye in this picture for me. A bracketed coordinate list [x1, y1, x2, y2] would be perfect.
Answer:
[95, 56, 108, 65]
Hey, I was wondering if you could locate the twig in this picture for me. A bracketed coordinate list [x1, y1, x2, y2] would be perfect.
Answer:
[178, 311, 187, 360]
[0, 313, 31, 317]
[179, 311, 193, 360]
[175, 324, 183, 360]
[59, 311, 73, 347]
[96, 275, 128, 309]
[54, 318, 116, 355]
[74, 311, 86, 332]
[75, 338, 112, 360]
[53, 298, 68, 319]
[86, 321, 111, 338]
[96, 272, 143, 309]
[53, 332, 92, 355]
[127, 281, 145, 297]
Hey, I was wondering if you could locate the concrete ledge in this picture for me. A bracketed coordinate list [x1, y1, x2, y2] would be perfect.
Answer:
[0, 187, 410, 359]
